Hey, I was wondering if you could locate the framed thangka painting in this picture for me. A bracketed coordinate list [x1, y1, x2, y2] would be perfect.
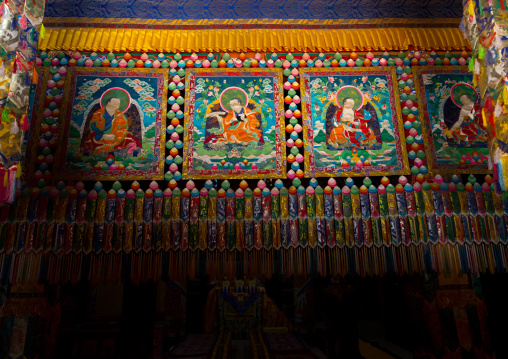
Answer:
[54, 68, 167, 180]
[183, 68, 286, 179]
[301, 67, 408, 177]
[413, 66, 490, 174]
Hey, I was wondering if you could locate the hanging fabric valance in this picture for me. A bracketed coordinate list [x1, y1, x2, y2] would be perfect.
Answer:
[38, 18, 469, 53]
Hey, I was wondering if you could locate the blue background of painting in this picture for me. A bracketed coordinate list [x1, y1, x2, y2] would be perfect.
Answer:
[70, 75, 159, 130]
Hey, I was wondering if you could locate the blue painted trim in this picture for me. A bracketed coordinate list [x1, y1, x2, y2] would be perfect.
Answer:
[44, 0, 463, 20]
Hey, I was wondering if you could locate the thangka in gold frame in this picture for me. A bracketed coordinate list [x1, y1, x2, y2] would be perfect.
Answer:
[52, 67, 168, 180]
[413, 66, 490, 175]
[301, 67, 408, 177]
[183, 68, 286, 179]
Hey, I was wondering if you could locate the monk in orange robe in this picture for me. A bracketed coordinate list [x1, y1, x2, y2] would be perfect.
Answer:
[83, 97, 141, 155]
[217, 98, 263, 146]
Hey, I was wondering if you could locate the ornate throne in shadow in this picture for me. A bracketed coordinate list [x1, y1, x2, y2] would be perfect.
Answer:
[217, 288, 264, 333]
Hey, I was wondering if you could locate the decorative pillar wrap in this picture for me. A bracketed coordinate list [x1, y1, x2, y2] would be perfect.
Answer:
[0, 0, 45, 204]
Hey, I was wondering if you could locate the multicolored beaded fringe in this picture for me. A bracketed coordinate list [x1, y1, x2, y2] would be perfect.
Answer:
[1, 175, 507, 250]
